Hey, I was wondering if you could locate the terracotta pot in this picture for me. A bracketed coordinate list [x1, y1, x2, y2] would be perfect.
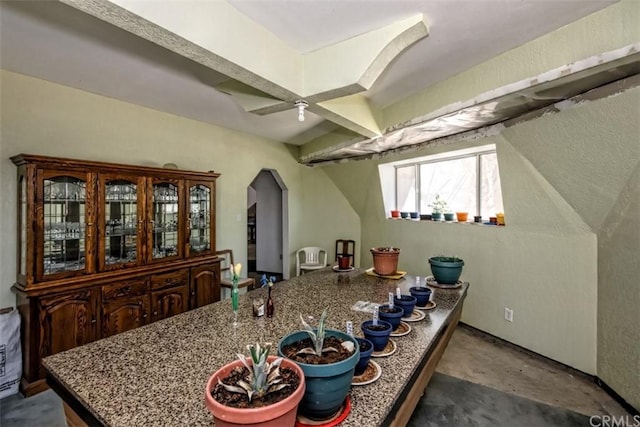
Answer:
[370, 247, 400, 276]
[390, 210, 400, 218]
[205, 356, 305, 427]
[456, 212, 468, 222]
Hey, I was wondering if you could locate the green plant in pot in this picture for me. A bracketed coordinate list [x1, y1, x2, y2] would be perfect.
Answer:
[277, 309, 359, 421]
[428, 194, 448, 221]
[429, 255, 464, 284]
[205, 342, 306, 427]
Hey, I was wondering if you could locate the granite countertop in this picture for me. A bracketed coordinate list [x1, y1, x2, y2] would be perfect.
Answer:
[44, 268, 468, 426]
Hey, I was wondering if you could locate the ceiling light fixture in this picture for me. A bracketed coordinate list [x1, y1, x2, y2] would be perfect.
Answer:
[294, 100, 308, 122]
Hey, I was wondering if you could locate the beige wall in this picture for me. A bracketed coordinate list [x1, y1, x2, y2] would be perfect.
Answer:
[323, 87, 639, 407]
[0, 70, 361, 308]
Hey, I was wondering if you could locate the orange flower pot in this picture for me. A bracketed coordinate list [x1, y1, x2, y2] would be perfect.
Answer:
[205, 356, 305, 427]
[456, 212, 468, 222]
[370, 247, 400, 276]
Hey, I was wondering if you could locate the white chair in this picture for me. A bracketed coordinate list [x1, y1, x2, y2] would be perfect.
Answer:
[296, 247, 327, 276]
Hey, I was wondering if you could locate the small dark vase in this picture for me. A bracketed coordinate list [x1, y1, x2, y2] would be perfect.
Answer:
[354, 337, 374, 376]
[378, 304, 404, 330]
[400, 211, 409, 219]
[410, 212, 419, 219]
[393, 295, 417, 317]
[409, 286, 432, 306]
[361, 320, 392, 351]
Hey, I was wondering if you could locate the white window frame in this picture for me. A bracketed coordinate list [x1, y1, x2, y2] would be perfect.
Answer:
[379, 144, 503, 217]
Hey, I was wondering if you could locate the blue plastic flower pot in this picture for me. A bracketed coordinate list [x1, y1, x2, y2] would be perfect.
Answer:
[360, 320, 392, 351]
[354, 337, 374, 376]
[378, 304, 404, 330]
[393, 295, 417, 317]
[409, 286, 432, 306]
[429, 257, 464, 284]
[278, 329, 359, 421]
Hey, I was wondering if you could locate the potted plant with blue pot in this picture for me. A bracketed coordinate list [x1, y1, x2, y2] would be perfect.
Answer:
[278, 309, 359, 421]
[429, 256, 464, 284]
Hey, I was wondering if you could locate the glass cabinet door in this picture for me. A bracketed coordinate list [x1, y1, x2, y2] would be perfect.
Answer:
[40, 174, 89, 279]
[148, 179, 183, 262]
[187, 182, 214, 257]
[100, 177, 143, 270]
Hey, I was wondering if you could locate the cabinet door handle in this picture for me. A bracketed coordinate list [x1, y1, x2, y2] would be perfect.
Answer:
[191, 291, 195, 296]
[91, 317, 97, 324]
[153, 311, 158, 316]
[143, 313, 147, 318]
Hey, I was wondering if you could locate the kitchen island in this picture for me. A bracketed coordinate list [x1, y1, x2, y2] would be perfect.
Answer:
[44, 267, 468, 426]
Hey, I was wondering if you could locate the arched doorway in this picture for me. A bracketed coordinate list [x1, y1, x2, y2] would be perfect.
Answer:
[247, 169, 289, 281]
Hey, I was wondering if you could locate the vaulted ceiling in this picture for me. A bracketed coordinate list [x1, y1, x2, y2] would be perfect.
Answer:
[0, 0, 625, 163]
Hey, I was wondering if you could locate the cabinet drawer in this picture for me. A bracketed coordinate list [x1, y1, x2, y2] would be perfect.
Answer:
[102, 279, 148, 300]
[151, 269, 188, 290]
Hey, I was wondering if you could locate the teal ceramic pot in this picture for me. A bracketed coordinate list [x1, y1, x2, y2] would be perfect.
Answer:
[443, 213, 455, 221]
[400, 211, 409, 219]
[393, 295, 417, 317]
[278, 329, 359, 421]
[432, 212, 443, 221]
[429, 257, 464, 284]
[378, 304, 404, 330]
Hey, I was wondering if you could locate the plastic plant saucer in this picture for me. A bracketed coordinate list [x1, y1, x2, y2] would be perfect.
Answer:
[390, 321, 411, 337]
[351, 361, 382, 386]
[296, 396, 351, 427]
[402, 310, 426, 322]
[415, 301, 436, 311]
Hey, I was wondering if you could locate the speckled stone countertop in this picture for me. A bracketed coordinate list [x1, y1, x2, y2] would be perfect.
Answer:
[44, 268, 468, 426]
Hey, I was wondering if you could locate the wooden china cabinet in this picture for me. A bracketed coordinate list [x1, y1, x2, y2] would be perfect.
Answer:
[11, 154, 221, 396]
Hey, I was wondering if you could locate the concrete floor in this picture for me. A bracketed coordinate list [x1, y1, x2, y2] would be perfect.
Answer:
[437, 324, 630, 419]
[0, 324, 632, 426]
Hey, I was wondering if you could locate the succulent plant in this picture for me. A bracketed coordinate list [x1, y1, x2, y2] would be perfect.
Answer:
[218, 342, 288, 402]
[298, 308, 354, 355]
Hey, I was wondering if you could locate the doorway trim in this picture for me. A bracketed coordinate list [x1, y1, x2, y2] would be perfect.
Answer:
[249, 169, 289, 280]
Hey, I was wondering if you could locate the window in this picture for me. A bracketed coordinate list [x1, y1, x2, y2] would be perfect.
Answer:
[379, 144, 504, 219]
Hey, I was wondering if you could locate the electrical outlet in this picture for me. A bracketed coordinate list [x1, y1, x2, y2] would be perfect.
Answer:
[504, 307, 513, 322]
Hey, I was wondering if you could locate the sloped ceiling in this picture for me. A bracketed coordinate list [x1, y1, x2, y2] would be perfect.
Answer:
[0, 0, 627, 161]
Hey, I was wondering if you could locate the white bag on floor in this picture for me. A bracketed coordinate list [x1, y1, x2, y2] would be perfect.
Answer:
[0, 309, 22, 399]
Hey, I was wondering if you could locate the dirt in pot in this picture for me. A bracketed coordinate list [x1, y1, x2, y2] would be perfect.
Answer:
[281, 336, 354, 364]
[363, 324, 389, 332]
[212, 366, 300, 408]
[379, 306, 402, 314]
[359, 340, 372, 352]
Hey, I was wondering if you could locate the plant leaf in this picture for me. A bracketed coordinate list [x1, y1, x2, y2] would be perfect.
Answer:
[296, 347, 318, 355]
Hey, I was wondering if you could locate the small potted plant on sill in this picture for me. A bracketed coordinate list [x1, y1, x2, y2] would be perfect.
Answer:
[205, 342, 306, 427]
[429, 194, 448, 221]
[428, 255, 464, 284]
[278, 308, 359, 421]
